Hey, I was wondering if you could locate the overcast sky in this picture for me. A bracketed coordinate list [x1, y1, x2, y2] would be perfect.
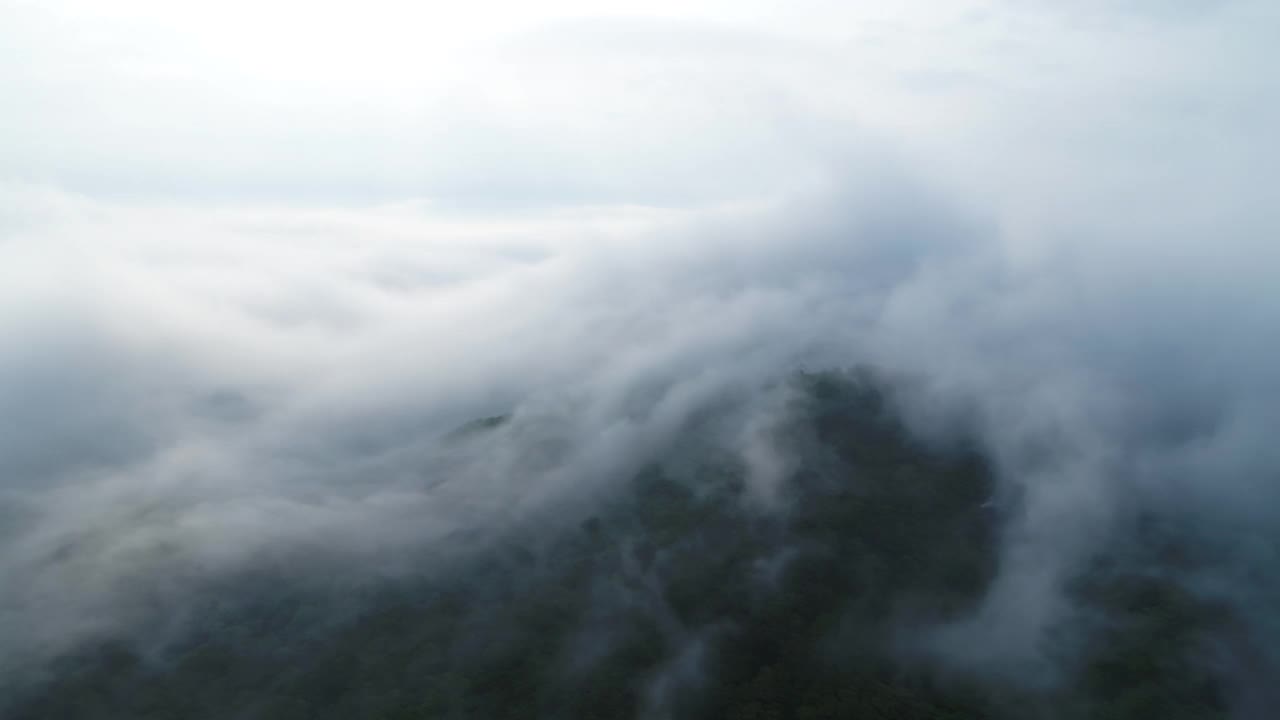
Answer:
[4, 0, 1275, 209]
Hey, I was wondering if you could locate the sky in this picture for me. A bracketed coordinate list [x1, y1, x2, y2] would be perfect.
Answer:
[4, 0, 1274, 208]
[2, 0, 1280, 703]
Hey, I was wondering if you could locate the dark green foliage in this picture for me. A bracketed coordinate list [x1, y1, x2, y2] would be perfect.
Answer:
[1064, 517, 1235, 720]
[2, 371, 1239, 719]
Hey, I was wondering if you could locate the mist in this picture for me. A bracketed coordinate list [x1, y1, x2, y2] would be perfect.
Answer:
[3, 1, 1279, 718]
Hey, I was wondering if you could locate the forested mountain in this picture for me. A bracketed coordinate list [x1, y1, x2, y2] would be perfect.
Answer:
[5, 372, 1242, 719]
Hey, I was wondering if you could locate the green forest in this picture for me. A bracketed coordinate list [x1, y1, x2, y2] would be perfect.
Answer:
[5, 372, 1236, 719]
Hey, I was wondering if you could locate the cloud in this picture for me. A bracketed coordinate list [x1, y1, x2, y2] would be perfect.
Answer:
[2, 141, 1278, 690]
[2, 0, 1279, 714]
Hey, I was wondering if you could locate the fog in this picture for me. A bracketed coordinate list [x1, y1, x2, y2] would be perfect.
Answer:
[2, 1, 1278, 717]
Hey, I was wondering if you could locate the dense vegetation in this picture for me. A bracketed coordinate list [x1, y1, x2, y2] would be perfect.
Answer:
[4, 372, 1239, 719]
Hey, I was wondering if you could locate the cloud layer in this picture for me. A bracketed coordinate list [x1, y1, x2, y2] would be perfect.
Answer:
[2, 0, 1279, 714]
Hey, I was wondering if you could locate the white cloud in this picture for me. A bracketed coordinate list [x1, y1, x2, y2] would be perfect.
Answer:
[2, 0, 1279, 695]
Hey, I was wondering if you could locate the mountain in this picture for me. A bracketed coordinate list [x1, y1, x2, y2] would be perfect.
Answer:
[3, 371, 1251, 719]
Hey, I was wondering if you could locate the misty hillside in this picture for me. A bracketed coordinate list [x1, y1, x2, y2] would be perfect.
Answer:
[4, 371, 1248, 720]
[5, 2, 1280, 719]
